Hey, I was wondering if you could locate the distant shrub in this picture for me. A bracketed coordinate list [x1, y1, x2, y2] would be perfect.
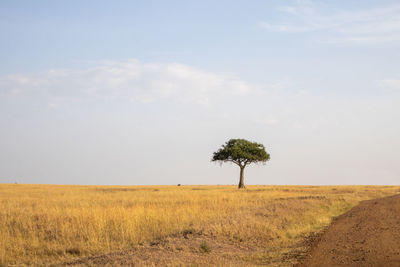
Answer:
[200, 242, 211, 253]
[65, 247, 80, 255]
[182, 228, 195, 238]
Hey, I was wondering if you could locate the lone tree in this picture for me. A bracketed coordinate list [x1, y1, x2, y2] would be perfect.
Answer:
[212, 139, 270, 189]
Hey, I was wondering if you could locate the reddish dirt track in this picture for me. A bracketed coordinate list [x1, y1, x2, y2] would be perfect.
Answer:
[298, 194, 400, 267]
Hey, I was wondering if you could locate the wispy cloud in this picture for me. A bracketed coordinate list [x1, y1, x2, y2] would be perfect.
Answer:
[260, 2, 400, 44]
[380, 79, 400, 90]
[5, 59, 395, 134]
[0, 59, 252, 106]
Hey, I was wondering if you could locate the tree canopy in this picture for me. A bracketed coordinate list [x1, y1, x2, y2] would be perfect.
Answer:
[212, 139, 270, 167]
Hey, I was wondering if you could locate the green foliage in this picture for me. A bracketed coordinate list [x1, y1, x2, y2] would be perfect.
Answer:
[212, 139, 270, 167]
[182, 228, 194, 238]
[200, 241, 211, 253]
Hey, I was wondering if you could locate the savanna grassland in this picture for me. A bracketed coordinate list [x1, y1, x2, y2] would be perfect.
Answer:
[0, 184, 399, 266]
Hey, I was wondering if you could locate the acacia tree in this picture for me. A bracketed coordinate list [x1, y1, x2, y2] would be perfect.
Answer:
[212, 139, 270, 189]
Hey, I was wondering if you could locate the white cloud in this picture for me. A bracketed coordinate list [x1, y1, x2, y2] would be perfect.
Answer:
[0, 59, 253, 106]
[260, 3, 400, 44]
[260, 22, 316, 33]
[381, 79, 400, 90]
[4, 59, 395, 135]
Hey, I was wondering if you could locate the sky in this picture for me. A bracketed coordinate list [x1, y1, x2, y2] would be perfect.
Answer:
[1, 0, 400, 185]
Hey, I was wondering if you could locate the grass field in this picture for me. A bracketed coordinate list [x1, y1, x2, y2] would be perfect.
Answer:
[0, 184, 399, 266]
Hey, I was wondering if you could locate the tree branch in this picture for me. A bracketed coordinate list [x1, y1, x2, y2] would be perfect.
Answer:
[224, 159, 241, 166]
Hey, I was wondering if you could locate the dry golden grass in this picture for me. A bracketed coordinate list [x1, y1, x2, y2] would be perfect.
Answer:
[0, 184, 399, 266]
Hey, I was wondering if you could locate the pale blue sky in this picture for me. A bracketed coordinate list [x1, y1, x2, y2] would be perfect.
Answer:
[1, 1, 400, 185]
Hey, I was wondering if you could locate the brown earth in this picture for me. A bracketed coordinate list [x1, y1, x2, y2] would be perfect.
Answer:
[55, 234, 249, 266]
[298, 194, 400, 267]
[54, 227, 297, 266]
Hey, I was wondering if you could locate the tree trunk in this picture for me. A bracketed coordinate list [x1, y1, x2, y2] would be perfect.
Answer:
[238, 166, 245, 189]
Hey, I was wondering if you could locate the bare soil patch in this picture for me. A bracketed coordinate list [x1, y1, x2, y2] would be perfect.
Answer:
[54, 232, 265, 266]
[297, 194, 400, 267]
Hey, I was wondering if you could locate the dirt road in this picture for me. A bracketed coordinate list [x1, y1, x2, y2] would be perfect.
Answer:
[298, 194, 400, 267]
